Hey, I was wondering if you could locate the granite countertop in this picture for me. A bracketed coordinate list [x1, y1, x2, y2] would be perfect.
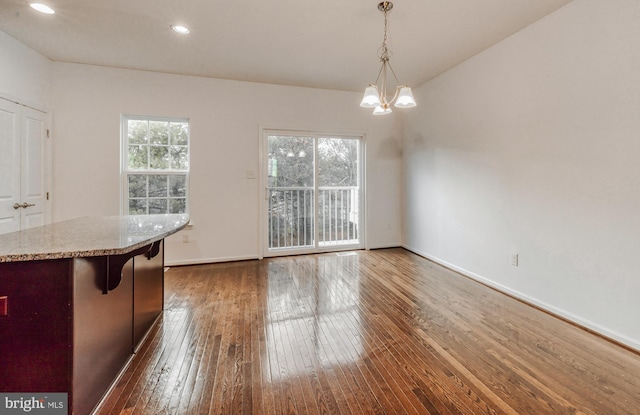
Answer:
[0, 214, 189, 263]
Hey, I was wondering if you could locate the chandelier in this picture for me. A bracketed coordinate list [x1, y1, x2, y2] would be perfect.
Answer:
[360, 1, 416, 115]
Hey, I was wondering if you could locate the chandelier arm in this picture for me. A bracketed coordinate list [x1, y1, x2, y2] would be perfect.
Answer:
[389, 85, 401, 105]
[380, 60, 389, 104]
[386, 60, 401, 86]
[374, 61, 385, 86]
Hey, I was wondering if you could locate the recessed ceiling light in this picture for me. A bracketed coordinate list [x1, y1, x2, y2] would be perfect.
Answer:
[171, 25, 190, 35]
[30, 3, 55, 14]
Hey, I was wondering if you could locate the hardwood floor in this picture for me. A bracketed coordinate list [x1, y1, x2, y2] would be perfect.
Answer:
[95, 248, 640, 415]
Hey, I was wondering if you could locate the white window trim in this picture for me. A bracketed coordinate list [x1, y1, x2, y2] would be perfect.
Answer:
[120, 114, 190, 215]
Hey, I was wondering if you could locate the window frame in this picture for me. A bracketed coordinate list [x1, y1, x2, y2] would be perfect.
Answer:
[120, 114, 190, 216]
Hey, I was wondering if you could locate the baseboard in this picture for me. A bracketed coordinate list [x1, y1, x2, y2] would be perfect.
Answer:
[401, 244, 640, 354]
[367, 243, 403, 250]
[165, 255, 259, 267]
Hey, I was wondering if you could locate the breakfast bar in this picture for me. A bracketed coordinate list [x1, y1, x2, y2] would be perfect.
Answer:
[0, 214, 189, 415]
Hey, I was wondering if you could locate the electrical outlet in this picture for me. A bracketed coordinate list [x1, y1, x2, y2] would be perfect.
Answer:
[510, 252, 519, 267]
[182, 234, 190, 244]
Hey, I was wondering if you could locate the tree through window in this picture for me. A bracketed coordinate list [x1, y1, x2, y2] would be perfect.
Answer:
[122, 115, 190, 215]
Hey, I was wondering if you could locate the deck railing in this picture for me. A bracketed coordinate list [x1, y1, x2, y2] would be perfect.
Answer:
[268, 186, 359, 249]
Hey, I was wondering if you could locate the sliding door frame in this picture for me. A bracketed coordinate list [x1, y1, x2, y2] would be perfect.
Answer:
[259, 128, 366, 259]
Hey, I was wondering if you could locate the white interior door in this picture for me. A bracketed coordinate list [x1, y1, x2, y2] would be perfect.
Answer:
[0, 98, 49, 234]
[20, 107, 48, 229]
[0, 99, 21, 234]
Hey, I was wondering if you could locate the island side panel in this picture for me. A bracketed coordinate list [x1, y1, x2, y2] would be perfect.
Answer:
[0, 259, 72, 393]
[133, 240, 164, 350]
[72, 256, 134, 415]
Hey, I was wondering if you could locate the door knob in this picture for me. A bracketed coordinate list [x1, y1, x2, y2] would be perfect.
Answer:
[12, 202, 35, 209]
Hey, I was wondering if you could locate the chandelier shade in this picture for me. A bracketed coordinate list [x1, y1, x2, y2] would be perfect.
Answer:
[373, 104, 393, 115]
[360, 1, 416, 115]
[394, 86, 417, 108]
[360, 85, 382, 108]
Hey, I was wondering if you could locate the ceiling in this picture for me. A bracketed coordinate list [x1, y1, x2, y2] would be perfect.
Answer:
[0, 0, 573, 92]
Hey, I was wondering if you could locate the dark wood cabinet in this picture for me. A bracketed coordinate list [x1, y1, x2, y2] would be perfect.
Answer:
[0, 241, 165, 415]
[0, 259, 72, 393]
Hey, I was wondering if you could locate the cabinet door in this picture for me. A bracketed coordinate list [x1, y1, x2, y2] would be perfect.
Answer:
[0, 98, 49, 234]
[0, 259, 72, 393]
[0, 99, 21, 234]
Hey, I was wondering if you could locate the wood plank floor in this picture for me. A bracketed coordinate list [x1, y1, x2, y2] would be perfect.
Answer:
[95, 248, 640, 415]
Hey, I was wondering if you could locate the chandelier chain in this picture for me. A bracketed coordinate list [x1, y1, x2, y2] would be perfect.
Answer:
[376, 3, 400, 90]
[380, 5, 391, 62]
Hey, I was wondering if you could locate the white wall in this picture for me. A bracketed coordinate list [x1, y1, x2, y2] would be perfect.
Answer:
[51, 63, 403, 264]
[3, 0, 638, 351]
[0, 31, 51, 110]
[403, 0, 640, 350]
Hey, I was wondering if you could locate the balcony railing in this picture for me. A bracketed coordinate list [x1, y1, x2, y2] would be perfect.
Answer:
[268, 186, 359, 250]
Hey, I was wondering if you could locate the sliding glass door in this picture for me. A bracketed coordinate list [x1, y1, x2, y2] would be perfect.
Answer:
[264, 132, 363, 256]
[266, 135, 315, 250]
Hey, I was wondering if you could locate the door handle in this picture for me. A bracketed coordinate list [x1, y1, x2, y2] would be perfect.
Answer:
[12, 202, 35, 209]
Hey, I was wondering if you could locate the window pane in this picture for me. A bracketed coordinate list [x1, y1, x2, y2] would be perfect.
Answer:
[149, 121, 169, 145]
[149, 146, 169, 169]
[149, 175, 168, 197]
[128, 175, 147, 198]
[128, 145, 148, 169]
[129, 199, 147, 214]
[170, 122, 189, 146]
[169, 198, 186, 213]
[170, 146, 189, 170]
[318, 137, 359, 187]
[169, 175, 186, 197]
[128, 120, 148, 144]
[149, 199, 167, 214]
[267, 135, 314, 187]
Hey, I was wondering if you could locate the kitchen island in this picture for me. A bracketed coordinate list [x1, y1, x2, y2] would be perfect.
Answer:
[0, 214, 189, 415]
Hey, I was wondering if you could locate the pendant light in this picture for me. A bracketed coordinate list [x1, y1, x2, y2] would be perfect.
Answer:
[360, 1, 416, 115]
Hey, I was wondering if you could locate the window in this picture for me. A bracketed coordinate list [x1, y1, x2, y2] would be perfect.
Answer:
[121, 115, 189, 215]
